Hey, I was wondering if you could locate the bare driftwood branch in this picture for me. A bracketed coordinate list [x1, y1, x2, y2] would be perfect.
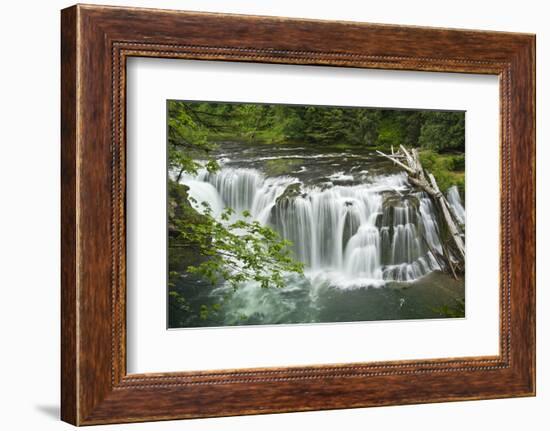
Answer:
[419, 234, 457, 280]
[427, 173, 465, 259]
[376, 150, 415, 175]
[377, 146, 465, 267]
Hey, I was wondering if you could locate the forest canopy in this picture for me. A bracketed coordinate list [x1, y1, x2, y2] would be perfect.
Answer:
[168, 100, 465, 153]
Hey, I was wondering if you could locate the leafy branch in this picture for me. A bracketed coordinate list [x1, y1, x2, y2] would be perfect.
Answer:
[172, 202, 304, 291]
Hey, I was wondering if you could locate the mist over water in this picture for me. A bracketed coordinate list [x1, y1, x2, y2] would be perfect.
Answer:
[176, 142, 465, 327]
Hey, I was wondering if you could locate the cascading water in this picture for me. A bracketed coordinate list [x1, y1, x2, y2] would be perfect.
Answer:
[447, 185, 466, 225]
[182, 165, 457, 289]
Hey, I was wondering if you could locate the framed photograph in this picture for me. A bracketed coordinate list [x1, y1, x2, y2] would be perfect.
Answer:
[61, 4, 535, 425]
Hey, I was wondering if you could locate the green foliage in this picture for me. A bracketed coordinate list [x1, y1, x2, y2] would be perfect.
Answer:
[168, 101, 217, 176]
[432, 298, 465, 318]
[167, 101, 464, 154]
[377, 117, 405, 148]
[418, 111, 465, 152]
[171, 199, 304, 292]
[342, 109, 382, 146]
[419, 150, 465, 196]
[169, 290, 188, 311]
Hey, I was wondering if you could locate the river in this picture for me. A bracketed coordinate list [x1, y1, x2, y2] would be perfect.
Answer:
[171, 141, 465, 328]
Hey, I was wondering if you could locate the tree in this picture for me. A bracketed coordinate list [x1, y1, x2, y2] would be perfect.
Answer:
[418, 111, 465, 152]
[168, 101, 221, 178]
[342, 109, 381, 146]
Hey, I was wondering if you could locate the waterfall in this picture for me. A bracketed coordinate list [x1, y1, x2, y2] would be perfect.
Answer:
[182, 166, 451, 288]
[182, 179, 225, 218]
[201, 168, 262, 214]
[447, 185, 466, 225]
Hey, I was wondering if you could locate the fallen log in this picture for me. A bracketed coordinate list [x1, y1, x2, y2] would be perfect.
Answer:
[377, 146, 465, 267]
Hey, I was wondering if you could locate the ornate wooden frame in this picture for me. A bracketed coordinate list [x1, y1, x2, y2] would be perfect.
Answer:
[61, 4, 536, 425]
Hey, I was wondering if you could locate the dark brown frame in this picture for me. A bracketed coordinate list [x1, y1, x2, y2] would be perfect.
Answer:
[61, 4, 536, 426]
